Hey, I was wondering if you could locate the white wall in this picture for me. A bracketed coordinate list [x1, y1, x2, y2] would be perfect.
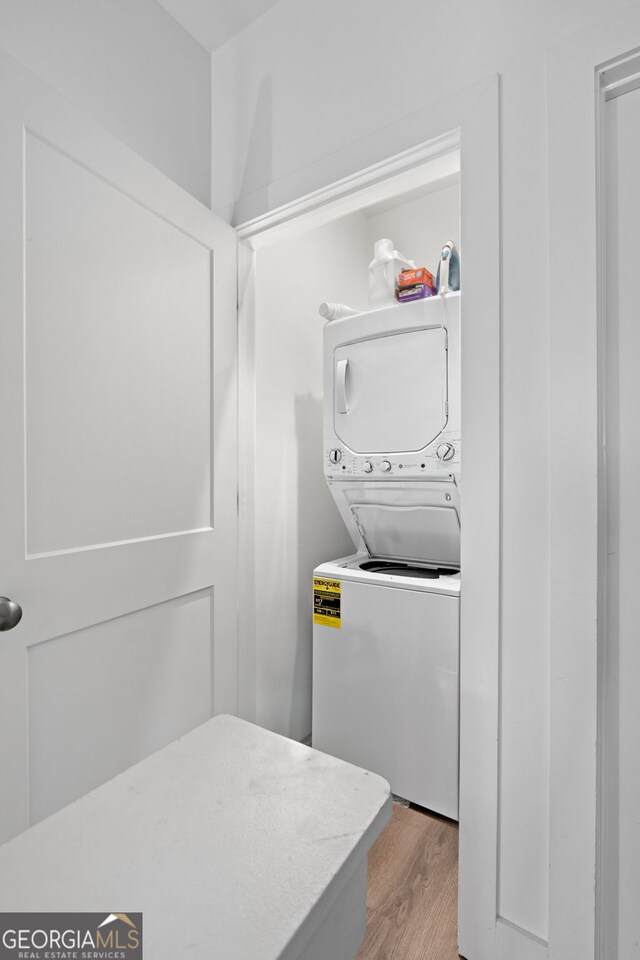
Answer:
[211, 0, 635, 946]
[0, 0, 211, 204]
[253, 214, 367, 739]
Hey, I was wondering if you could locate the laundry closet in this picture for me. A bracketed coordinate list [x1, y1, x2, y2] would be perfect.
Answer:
[246, 168, 461, 769]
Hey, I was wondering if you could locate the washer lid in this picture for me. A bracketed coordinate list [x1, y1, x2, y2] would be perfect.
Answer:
[350, 502, 460, 567]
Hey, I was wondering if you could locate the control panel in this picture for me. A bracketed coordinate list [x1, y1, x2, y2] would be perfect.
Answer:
[324, 434, 461, 480]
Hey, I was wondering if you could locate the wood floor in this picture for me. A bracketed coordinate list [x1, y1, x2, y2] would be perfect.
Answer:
[356, 801, 460, 960]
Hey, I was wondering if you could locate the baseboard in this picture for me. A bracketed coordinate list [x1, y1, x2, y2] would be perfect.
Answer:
[496, 918, 549, 960]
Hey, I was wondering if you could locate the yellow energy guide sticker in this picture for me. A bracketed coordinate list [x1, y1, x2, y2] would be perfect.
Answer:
[313, 577, 341, 628]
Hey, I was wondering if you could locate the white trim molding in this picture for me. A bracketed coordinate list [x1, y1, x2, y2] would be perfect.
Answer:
[548, 12, 640, 960]
[235, 132, 459, 246]
[236, 74, 500, 960]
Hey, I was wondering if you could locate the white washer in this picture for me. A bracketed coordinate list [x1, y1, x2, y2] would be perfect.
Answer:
[313, 554, 460, 820]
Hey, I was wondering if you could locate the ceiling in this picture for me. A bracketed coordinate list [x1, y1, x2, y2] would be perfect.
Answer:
[156, 0, 283, 52]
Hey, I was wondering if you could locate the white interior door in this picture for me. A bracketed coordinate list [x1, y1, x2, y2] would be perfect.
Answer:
[0, 51, 238, 843]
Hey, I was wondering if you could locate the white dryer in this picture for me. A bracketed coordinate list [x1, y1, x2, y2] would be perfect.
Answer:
[313, 292, 462, 817]
[323, 292, 460, 487]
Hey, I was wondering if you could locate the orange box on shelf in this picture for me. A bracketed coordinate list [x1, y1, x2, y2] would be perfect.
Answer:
[397, 266, 435, 288]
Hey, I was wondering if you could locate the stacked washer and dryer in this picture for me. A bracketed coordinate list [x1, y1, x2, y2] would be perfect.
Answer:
[312, 291, 461, 820]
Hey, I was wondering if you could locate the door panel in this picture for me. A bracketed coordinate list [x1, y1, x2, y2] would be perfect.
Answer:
[333, 327, 447, 453]
[28, 589, 212, 823]
[0, 51, 238, 843]
[25, 131, 213, 554]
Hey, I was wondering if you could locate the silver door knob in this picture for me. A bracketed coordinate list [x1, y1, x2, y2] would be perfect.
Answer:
[0, 597, 22, 631]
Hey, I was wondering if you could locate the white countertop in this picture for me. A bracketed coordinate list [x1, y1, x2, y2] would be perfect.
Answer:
[0, 715, 391, 960]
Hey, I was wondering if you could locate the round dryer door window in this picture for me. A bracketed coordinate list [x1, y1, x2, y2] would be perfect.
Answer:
[333, 327, 447, 453]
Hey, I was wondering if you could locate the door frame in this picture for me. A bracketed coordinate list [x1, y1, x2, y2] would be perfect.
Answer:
[548, 13, 640, 960]
[597, 55, 640, 960]
[235, 75, 501, 959]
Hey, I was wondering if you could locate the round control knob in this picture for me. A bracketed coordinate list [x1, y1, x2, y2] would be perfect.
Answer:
[363, 461, 373, 474]
[436, 442, 456, 462]
[379, 460, 392, 473]
[328, 448, 342, 464]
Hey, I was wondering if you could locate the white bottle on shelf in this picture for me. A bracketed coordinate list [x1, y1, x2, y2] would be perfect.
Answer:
[368, 239, 415, 308]
[318, 302, 359, 322]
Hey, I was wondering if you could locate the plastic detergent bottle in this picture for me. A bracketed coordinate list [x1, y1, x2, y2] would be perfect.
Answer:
[368, 239, 415, 308]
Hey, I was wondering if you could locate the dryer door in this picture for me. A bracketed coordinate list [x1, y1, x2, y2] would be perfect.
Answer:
[333, 326, 447, 453]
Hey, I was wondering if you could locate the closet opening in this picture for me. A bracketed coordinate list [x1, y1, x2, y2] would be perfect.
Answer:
[236, 98, 500, 956]
[238, 147, 462, 956]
